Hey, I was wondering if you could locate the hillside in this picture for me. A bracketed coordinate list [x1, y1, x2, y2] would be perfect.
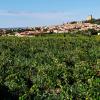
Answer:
[85, 18, 100, 25]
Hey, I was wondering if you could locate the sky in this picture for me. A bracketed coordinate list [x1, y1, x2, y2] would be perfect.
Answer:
[0, 0, 100, 28]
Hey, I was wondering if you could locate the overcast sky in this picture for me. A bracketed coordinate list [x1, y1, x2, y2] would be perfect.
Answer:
[0, 0, 100, 28]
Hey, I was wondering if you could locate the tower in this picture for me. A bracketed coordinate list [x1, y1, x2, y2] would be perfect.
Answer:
[86, 15, 93, 21]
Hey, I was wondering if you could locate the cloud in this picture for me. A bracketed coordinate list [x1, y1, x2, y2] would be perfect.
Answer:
[0, 10, 77, 19]
[0, 10, 86, 28]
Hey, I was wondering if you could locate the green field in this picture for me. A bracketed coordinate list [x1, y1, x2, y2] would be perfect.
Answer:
[0, 34, 100, 100]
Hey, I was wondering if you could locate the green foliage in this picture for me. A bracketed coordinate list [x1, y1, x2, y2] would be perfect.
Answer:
[84, 18, 100, 25]
[0, 34, 100, 100]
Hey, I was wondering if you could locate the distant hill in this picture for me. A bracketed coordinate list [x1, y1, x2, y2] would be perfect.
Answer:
[93, 19, 100, 25]
[85, 18, 100, 25]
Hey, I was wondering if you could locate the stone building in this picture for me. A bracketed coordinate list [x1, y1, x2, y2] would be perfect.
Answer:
[86, 15, 93, 21]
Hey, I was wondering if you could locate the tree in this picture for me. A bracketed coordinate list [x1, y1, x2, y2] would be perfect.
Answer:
[87, 29, 98, 35]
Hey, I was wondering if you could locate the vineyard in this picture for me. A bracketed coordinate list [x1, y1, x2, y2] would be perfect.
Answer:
[0, 34, 100, 100]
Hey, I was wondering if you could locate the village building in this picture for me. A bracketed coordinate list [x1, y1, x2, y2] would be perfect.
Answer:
[86, 15, 93, 21]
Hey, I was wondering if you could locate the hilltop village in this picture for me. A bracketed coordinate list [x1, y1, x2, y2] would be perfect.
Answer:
[0, 16, 100, 36]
